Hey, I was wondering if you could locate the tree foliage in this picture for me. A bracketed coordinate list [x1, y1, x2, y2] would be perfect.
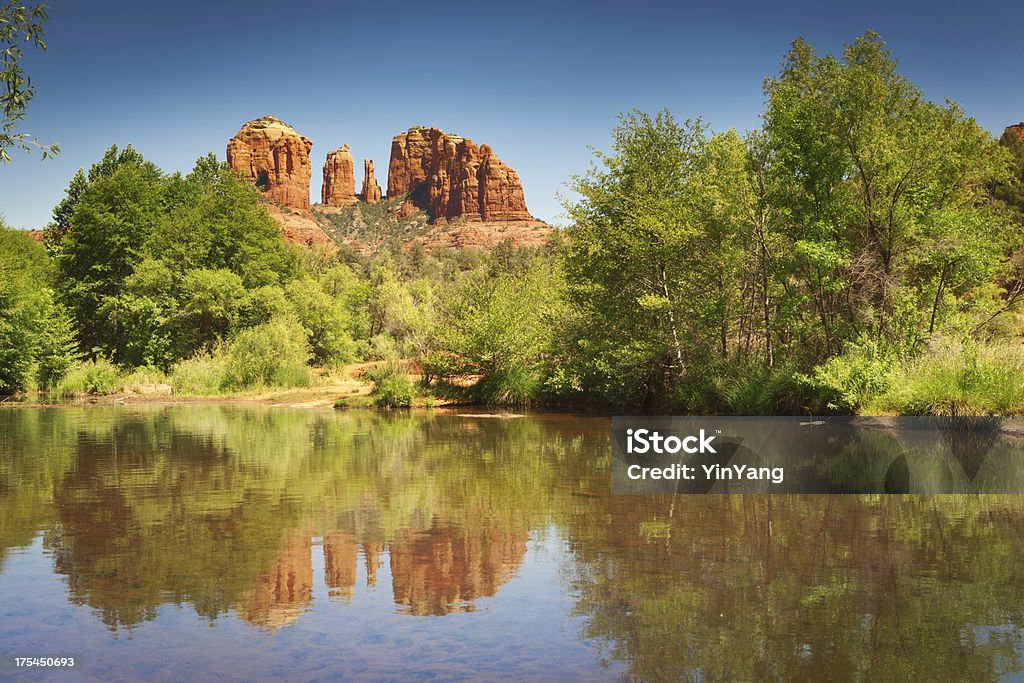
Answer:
[53, 148, 299, 368]
[0, 224, 77, 392]
[0, 0, 56, 162]
[561, 32, 1016, 409]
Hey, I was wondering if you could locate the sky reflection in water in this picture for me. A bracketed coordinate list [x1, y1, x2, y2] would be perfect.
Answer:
[1, 406, 1024, 681]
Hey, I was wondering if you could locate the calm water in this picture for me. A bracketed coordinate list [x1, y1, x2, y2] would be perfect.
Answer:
[2, 406, 1024, 681]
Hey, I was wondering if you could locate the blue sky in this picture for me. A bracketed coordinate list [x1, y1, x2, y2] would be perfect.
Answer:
[1, 0, 1022, 229]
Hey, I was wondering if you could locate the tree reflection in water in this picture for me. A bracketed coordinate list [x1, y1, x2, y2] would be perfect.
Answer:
[2, 406, 1024, 680]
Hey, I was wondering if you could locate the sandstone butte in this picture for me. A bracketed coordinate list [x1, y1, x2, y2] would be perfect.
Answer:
[361, 158, 382, 204]
[1008, 122, 1024, 143]
[387, 126, 534, 223]
[227, 116, 314, 211]
[321, 145, 358, 207]
[225, 117, 550, 252]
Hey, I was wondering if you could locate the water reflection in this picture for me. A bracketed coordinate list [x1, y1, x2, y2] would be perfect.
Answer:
[390, 522, 528, 616]
[1, 406, 1024, 680]
[242, 533, 313, 629]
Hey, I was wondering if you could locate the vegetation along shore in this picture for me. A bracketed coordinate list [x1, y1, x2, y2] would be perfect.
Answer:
[3, 32, 1024, 416]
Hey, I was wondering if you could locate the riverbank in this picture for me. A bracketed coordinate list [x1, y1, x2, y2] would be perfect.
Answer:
[0, 362, 470, 410]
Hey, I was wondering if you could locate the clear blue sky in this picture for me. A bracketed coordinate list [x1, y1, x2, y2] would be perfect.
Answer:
[1, 0, 1022, 229]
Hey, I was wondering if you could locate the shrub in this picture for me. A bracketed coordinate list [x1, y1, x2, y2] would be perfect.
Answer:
[420, 350, 459, 387]
[34, 304, 81, 390]
[171, 351, 228, 396]
[223, 316, 312, 390]
[476, 365, 541, 407]
[53, 358, 123, 398]
[368, 364, 417, 409]
[712, 361, 810, 415]
[806, 340, 897, 412]
[868, 343, 1024, 416]
[122, 366, 170, 394]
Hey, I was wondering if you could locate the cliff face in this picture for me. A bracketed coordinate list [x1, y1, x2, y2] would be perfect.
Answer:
[227, 117, 548, 252]
[387, 126, 533, 224]
[227, 116, 313, 211]
[1007, 123, 1024, 143]
[322, 145, 358, 207]
[361, 158, 382, 204]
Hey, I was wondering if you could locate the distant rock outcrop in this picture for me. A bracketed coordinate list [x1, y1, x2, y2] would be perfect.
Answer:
[1007, 123, 1024, 143]
[321, 145, 358, 207]
[227, 116, 313, 210]
[387, 126, 533, 224]
[361, 158, 382, 204]
[226, 117, 550, 253]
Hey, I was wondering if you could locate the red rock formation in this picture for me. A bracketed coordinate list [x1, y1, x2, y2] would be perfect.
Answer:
[361, 158, 382, 204]
[265, 204, 335, 251]
[321, 145, 357, 206]
[387, 126, 533, 224]
[387, 126, 440, 198]
[227, 116, 313, 210]
[1007, 123, 1024, 143]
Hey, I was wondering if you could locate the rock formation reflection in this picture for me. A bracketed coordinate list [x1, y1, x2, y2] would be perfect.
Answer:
[243, 521, 528, 624]
[241, 533, 314, 629]
[389, 521, 527, 616]
[6, 407, 1024, 679]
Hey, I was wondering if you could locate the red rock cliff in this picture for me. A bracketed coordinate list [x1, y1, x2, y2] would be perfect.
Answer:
[387, 126, 533, 224]
[1007, 123, 1024, 143]
[361, 158, 382, 204]
[227, 116, 313, 210]
[322, 145, 357, 207]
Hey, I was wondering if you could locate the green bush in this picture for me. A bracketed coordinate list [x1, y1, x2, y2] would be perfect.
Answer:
[806, 340, 897, 412]
[711, 361, 810, 415]
[476, 365, 541, 407]
[121, 366, 169, 394]
[171, 351, 228, 396]
[53, 358, 123, 398]
[368, 365, 417, 409]
[223, 316, 312, 390]
[868, 343, 1024, 416]
[420, 351, 459, 387]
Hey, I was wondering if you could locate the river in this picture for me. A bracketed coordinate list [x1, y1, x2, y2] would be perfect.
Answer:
[1, 405, 1023, 681]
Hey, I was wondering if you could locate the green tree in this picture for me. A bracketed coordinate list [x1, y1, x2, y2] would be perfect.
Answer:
[563, 110, 740, 406]
[440, 257, 565, 376]
[995, 126, 1024, 217]
[763, 32, 1013, 354]
[45, 145, 147, 252]
[56, 155, 166, 358]
[0, 1, 56, 162]
[148, 154, 296, 287]
[285, 275, 356, 367]
[54, 150, 297, 368]
[0, 224, 77, 391]
[367, 257, 435, 360]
